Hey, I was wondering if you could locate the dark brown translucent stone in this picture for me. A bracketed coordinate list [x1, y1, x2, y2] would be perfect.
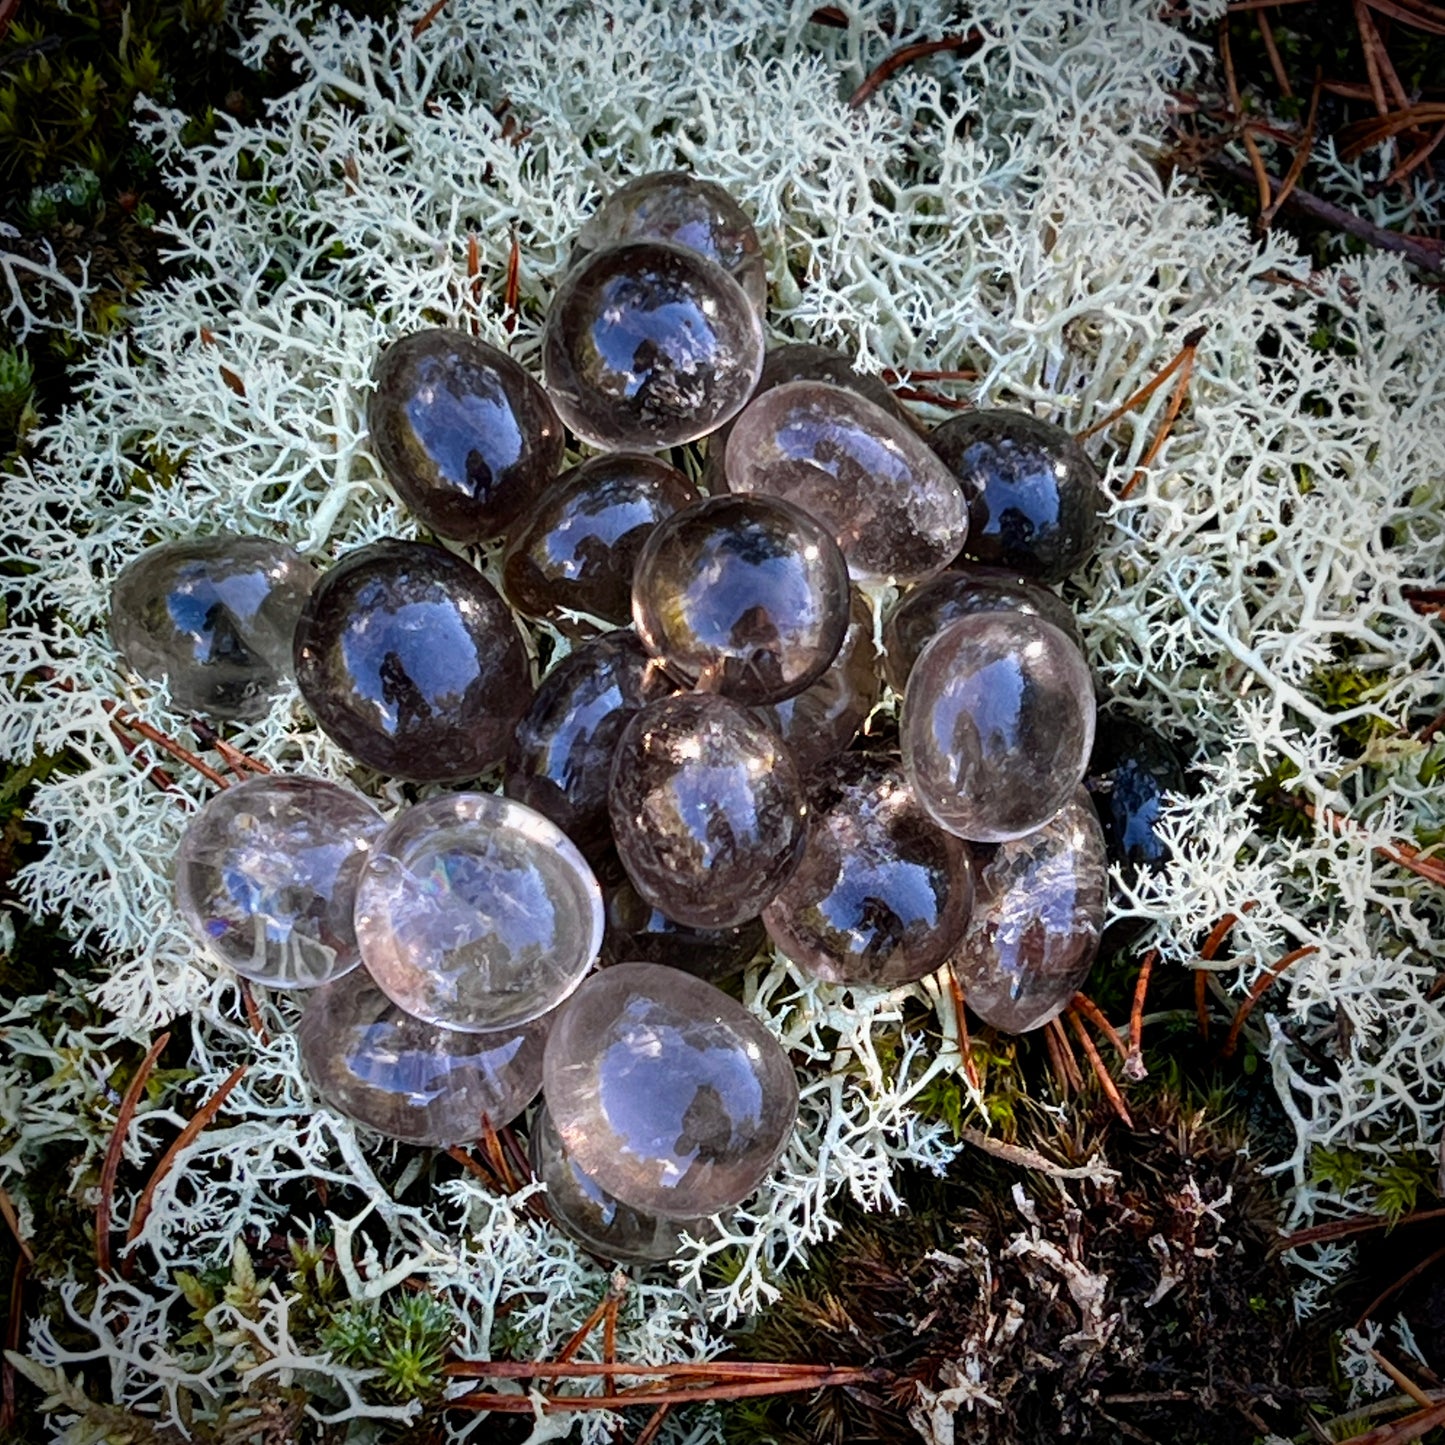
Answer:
[368, 329, 564, 542]
[603, 874, 766, 982]
[763, 753, 973, 986]
[501, 453, 698, 626]
[608, 693, 808, 929]
[542, 240, 764, 450]
[504, 631, 678, 860]
[632, 493, 850, 705]
[930, 410, 1106, 583]
[293, 539, 530, 781]
[1085, 715, 1187, 885]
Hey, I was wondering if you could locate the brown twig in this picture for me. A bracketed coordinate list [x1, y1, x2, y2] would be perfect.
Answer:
[1260, 69, 1322, 229]
[1356, 1243, 1445, 1329]
[447, 1145, 504, 1192]
[105, 703, 230, 790]
[1076, 326, 1206, 442]
[602, 1294, 620, 1397]
[1194, 968, 1212, 1040]
[1355, 0, 1411, 112]
[1221, 945, 1320, 1057]
[411, 0, 448, 37]
[503, 230, 522, 335]
[106, 721, 182, 795]
[1118, 330, 1204, 499]
[1371, 1350, 1438, 1409]
[1194, 904, 1255, 1038]
[445, 1361, 868, 1381]
[1281, 1206, 1445, 1251]
[1048, 1016, 1084, 1092]
[1337, 1396, 1445, 1444]
[1382, 125, 1445, 188]
[1363, 0, 1445, 36]
[1220, 20, 1272, 213]
[1067, 1008, 1134, 1128]
[881, 367, 980, 383]
[238, 979, 270, 1044]
[1297, 797, 1445, 888]
[946, 966, 981, 1090]
[97, 1033, 170, 1274]
[0, 1252, 24, 1433]
[0, 1188, 33, 1265]
[1257, 10, 1294, 99]
[1042, 1015, 1071, 1094]
[1417, 704, 1445, 742]
[632, 1404, 673, 1445]
[558, 1294, 614, 1366]
[847, 32, 984, 109]
[1125, 950, 1155, 1081]
[191, 718, 272, 777]
[480, 1113, 519, 1195]
[888, 385, 973, 410]
[1070, 992, 1130, 1066]
[1340, 104, 1445, 159]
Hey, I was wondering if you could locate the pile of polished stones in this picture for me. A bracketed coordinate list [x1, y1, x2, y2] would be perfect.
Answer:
[108, 172, 1182, 1263]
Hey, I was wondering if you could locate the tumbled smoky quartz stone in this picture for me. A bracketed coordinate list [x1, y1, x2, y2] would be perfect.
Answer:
[367, 329, 564, 543]
[1085, 714, 1187, 887]
[109, 535, 318, 720]
[292, 539, 530, 782]
[602, 874, 766, 982]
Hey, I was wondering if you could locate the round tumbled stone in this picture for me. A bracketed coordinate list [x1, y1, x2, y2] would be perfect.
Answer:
[175, 775, 385, 987]
[109, 535, 318, 720]
[543, 962, 798, 1217]
[501, 453, 698, 627]
[298, 967, 547, 1145]
[609, 693, 808, 929]
[901, 612, 1095, 843]
[542, 240, 764, 450]
[763, 753, 973, 986]
[633, 494, 850, 704]
[930, 410, 1107, 582]
[1084, 714, 1187, 886]
[602, 874, 766, 982]
[354, 792, 603, 1033]
[950, 787, 1107, 1033]
[724, 380, 969, 583]
[367, 329, 565, 543]
[292, 539, 530, 782]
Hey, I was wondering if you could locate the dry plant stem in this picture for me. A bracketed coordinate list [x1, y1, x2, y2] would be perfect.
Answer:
[882, 367, 980, 383]
[466, 233, 483, 333]
[602, 1295, 619, 1396]
[1047, 1016, 1084, 1091]
[105, 702, 231, 790]
[632, 1404, 672, 1445]
[558, 1294, 614, 1365]
[1384, 125, 1445, 187]
[445, 1362, 868, 1381]
[1067, 1008, 1134, 1128]
[1219, 20, 1272, 213]
[1356, 1242, 1445, 1329]
[1338, 1397, 1445, 1445]
[1353, 0, 1410, 113]
[1221, 945, 1320, 1057]
[411, 0, 448, 37]
[846, 32, 984, 109]
[1281, 1205, 1445, 1251]
[1297, 797, 1445, 888]
[504, 231, 521, 334]
[1, 1253, 25, 1432]
[446, 1145, 503, 1193]
[957, 1127, 1120, 1181]
[107, 721, 182, 796]
[0, 1188, 33, 1265]
[1260, 70, 1322, 229]
[1366, 0, 1445, 38]
[1125, 950, 1155, 1081]
[1257, 9, 1293, 98]
[946, 966, 981, 1089]
[1041, 1017, 1070, 1094]
[1070, 992, 1130, 1064]
[889, 385, 972, 410]
[1118, 334, 1201, 499]
[238, 979, 270, 1044]
[1076, 326, 1205, 440]
[96, 1032, 171, 1274]
[1370, 1350, 1436, 1409]
[480, 1112, 519, 1194]
[1417, 705, 1445, 741]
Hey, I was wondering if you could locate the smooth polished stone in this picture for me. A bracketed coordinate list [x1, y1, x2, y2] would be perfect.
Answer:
[543, 962, 798, 1216]
[573, 171, 767, 316]
[763, 753, 973, 986]
[633, 494, 850, 704]
[504, 631, 678, 861]
[724, 381, 969, 583]
[354, 792, 604, 1032]
[603, 874, 766, 982]
[298, 967, 547, 1144]
[110, 535, 318, 720]
[609, 693, 807, 929]
[754, 587, 880, 773]
[901, 612, 1095, 843]
[502, 453, 698, 626]
[292, 539, 530, 782]
[175, 775, 385, 987]
[368, 329, 564, 543]
[529, 1103, 715, 1263]
[543, 240, 764, 450]
[950, 788, 1107, 1033]
[881, 566, 1082, 694]
[930, 410, 1106, 583]
[1084, 715, 1187, 886]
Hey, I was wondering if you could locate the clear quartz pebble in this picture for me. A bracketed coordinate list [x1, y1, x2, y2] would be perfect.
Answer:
[176, 775, 385, 987]
[353, 792, 604, 1033]
[109, 535, 318, 720]
[542, 962, 798, 1217]
[763, 753, 973, 986]
[297, 966, 547, 1144]
[950, 787, 1107, 1033]
[609, 693, 808, 929]
[542, 240, 764, 450]
[602, 874, 765, 983]
[529, 1102, 716, 1263]
[723, 380, 970, 583]
[632, 494, 850, 704]
[901, 612, 1095, 843]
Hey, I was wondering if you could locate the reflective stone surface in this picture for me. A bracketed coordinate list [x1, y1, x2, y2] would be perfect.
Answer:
[504, 631, 678, 861]
[110, 535, 317, 720]
[763, 753, 973, 985]
[502, 453, 698, 626]
[881, 566, 1082, 694]
[354, 792, 604, 1032]
[543, 962, 798, 1216]
[529, 1103, 715, 1262]
[573, 171, 767, 316]
[951, 788, 1107, 1033]
[609, 693, 808, 929]
[368, 329, 564, 543]
[633, 494, 850, 704]
[1084, 715, 1187, 886]
[901, 612, 1095, 843]
[603, 874, 766, 982]
[176, 775, 385, 987]
[293, 540, 530, 782]
[298, 966, 547, 1144]
[930, 410, 1106, 583]
[724, 381, 968, 582]
[543, 240, 764, 450]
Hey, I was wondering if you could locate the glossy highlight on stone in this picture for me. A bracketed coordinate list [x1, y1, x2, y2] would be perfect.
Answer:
[543, 240, 764, 450]
[603, 874, 766, 982]
[543, 963, 798, 1217]
[502, 453, 698, 626]
[901, 612, 1095, 843]
[633, 494, 850, 704]
[764, 754, 973, 986]
[368, 329, 564, 542]
[354, 792, 603, 1032]
[930, 410, 1106, 582]
[298, 967, 547, 1145]
[293, 540, 530, 782]
[1084, 714, 1187, 886]
[724, 380, 969, 582]
[950, 787, 1107, 1033]
[609, 693, 808, 929]
[110, 535, 317, 720]
[176, 775, 385, 987]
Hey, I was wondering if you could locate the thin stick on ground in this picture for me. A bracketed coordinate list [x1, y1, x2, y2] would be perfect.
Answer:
[1356, 1243, 1445, 1330]
[1221, 945, 1319, 1057]
[1288, 795, 1445, 888]
[632, 1403, 673, 1445]
[882, 367, 979, 383]
[1219, 20, 1272, 213]
[602, 1293, 620, 1396]
[1047, 1016, 1084, 1091]
[946, 966, 981, 1089]
[1194, 904, 1256, 1038]
[447, 1145, 506, 1193]
[1070, 992, 1130, 1065]
[888, 385, 973, 410]
[557, 1294, 614, 1366]
[958, 1127, 1120, 1182]
[1256, 9, 1293, 98]
[504, 230, 521, 334]
[1336, 1396, 1445, 1445]
[191, 717, 272, 776]
[1417, 704, 1445, 742]
[105, 702, 230, 790]
[1125, 950, 1155, 1081]
[96, 1032, 171, 1275]
[847, 32, 984, 109]
[411, 0, 448, 37]
[1370, 1350, 1437, 1410]
[1076, 330, 1203, 441]
[444, 1361, 876, 1381]
[238, 979, 270, 1044]
[1067, 1008, 1134, 1128]
[107, 720, 182, 795]
[1042, 1016, 1071, 1094]
[480, 1113, 519, 1194]
[1117, 331, 1204, 499]
[1281, 1206, 1445, 1251]
[1260, 69, 1322, 230]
